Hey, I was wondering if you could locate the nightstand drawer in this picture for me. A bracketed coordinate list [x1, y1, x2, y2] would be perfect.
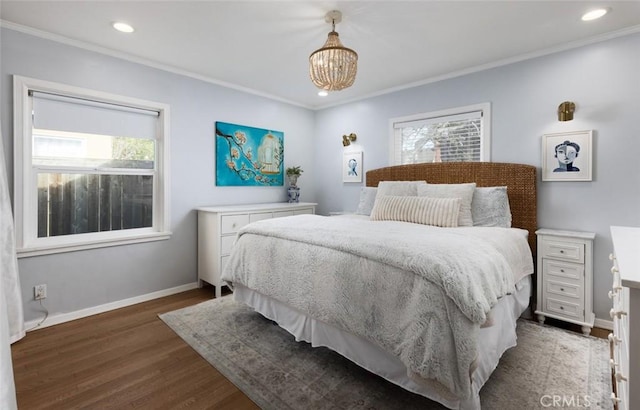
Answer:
[221, 214, 250, 234]
[542, 240, 584, 263]
[546, 297, 582, 320]
[546, 279, 581, 299]
[543, 259, 583, 281]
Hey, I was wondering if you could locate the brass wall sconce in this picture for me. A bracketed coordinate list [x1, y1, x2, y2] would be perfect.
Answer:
[342, 133, 357, 146]
[558, 101, 576, 121]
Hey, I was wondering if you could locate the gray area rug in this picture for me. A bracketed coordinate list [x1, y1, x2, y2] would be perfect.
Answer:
[159, 296, 611, 410]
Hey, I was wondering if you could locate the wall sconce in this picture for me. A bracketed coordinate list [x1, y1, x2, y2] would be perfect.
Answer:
[558, 101, 576, 121]
[342, 133, 357, 146]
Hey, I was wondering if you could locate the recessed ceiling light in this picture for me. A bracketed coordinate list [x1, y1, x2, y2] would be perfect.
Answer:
[112, 22, 135, 33]
[318, 90, 328, 97]
[581, 8, 609, 21]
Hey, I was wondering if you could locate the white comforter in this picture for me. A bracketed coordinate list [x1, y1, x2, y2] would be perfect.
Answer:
[222, 214, 533, 399]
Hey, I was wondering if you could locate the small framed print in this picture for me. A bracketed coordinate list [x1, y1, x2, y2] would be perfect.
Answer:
[343, 151, 362, 183]
[542, 130, 593, 182]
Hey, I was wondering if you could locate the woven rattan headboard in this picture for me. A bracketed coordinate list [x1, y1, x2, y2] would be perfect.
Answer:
[366, 162, 537, 255]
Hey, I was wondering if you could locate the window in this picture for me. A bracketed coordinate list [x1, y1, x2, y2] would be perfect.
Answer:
[389, 103, 491, 165]
[13, 76, 170, 257]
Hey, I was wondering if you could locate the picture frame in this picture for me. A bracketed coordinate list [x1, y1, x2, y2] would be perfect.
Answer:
[343, 151, 363, 183]
[215, 121, 284, 186]
[542, 130, 593, 182]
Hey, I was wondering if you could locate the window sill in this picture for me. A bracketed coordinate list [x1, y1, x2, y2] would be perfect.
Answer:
[17, 231, 172, 258]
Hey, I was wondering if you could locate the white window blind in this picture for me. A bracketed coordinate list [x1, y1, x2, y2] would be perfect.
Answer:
[390, 104, 490, 165]
[32, 91, 158, 140]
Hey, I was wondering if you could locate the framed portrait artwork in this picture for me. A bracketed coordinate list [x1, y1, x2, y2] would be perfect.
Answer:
[343, 151, 363, 183]
[542, 130, 593, 182]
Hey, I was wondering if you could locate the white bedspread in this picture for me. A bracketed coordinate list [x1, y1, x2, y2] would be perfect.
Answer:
[222, 214, 533, 399]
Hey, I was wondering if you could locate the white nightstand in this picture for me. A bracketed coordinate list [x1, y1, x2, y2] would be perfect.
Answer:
[535, 228, 596, 335]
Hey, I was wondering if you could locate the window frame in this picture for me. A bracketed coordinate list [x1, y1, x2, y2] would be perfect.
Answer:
[388, 103, 491, 165]
[13, 75, 171, 257]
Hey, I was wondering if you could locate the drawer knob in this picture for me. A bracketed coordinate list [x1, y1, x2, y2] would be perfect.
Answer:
[559, 250, 565, 253]
[608, 290, 617, 299]
[611, 266, 619, 274]
[610, 309, 628, 319]
[610, 358, 619, 369]
[560, 287, 565, 292]
[559, 306, 564, 310]
[609, 253, 616, 261]
[615, 372, 628, 382]
[611, 393, 621, 404]
[560, 269, 565, 273]
[608, 333, 622, 344]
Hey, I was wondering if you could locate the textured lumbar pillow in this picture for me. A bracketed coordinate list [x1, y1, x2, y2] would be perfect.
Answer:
[370, 195, 461, 227]
[417, 183, 476, 227]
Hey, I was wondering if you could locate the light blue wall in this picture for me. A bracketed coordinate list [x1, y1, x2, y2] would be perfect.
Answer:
[2, 26, 639, 324]
[314, 32, 640, 321]
[1, 28, 316, 321]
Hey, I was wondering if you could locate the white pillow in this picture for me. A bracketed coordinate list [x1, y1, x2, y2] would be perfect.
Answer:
[355, 187, 378, 216]
[417, 183, 476, 227]
[376, 180, 426, 197]
[472, 186, 512, 228]
[370, 195, 460, 227]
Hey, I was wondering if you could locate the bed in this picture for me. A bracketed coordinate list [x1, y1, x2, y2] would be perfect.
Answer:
[222, 162, 537, 410]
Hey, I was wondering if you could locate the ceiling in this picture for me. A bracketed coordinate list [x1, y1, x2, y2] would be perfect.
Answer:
[1, 1, 639, 109]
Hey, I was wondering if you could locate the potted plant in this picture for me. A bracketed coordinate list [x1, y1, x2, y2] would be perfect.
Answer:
[285, 166, 303, 187]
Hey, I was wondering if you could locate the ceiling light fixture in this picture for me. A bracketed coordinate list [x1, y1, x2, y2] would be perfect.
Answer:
[309, 10, 358, 92]
[112, 22, 135, 33]
[581, 8, 608, 21]
[318, 90, 329, 97]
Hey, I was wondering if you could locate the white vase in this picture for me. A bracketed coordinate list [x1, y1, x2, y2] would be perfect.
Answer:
[287, 174, 299, 187]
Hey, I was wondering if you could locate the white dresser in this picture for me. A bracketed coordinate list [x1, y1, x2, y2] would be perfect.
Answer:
[610, 226, 640, 410]
[535, 229, 596, 335]
[197, 202, 316, 298]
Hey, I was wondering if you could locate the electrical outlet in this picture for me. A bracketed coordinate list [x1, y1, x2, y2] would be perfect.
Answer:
[34, 284, 47, 300]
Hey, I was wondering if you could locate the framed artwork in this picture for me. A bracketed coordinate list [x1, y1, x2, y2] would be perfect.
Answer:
[343, 151, 363, 183]
[215, 121, 284, 186]
[542, 130, 592, 182]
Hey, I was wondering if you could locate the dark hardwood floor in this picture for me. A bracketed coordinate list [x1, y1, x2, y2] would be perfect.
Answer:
[12, 287, 608, 409]
[11, 286, 258, 410]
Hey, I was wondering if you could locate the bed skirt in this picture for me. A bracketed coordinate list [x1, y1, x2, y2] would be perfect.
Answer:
[232, 275, 531, 410]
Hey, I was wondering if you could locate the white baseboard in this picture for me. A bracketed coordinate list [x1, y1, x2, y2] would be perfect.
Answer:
[25, 282, 199, 331]
[594, 318, 613, 331]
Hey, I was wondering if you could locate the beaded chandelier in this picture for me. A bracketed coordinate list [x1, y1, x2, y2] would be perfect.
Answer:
[309, 10, 358, 92]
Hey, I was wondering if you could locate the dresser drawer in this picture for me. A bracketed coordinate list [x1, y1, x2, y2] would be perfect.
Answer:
[249, 212, 272, 223]
[544, 259, 583, 282]
[220, 255, 230, 271]
[546, 279, 581, 299]
[220, 235, 236, 255]
[545, 297, 583, 320]
[273, 210, 294, 218]
[294, 208, 314, 215]
[221, 214, 250, 234]
[542, 240, 584, 263]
